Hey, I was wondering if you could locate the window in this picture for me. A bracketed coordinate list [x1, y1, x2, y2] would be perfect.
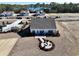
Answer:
[32, 30, 35, 35]
[40, 30, 44, 34]
[37, 30, 44, 35]
[48, 30, 53, 35]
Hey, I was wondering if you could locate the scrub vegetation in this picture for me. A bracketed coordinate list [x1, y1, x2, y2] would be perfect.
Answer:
[0, 2, 79, 13]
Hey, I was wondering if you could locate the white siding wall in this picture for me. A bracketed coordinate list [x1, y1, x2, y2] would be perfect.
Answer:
[31, 29, 57, 34]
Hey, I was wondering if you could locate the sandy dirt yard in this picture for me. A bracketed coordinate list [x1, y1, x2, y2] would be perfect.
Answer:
[1, 13, 79, 56]
[0, 38, 18, 56]
[8, 21, 79, 56]
[0, 32, 20, 39]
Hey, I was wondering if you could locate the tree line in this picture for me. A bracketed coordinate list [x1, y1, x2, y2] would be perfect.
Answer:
[0, 2, 79, 13]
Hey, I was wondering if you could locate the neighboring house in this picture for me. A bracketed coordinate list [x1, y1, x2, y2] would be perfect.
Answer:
[27, 7, 50, 13]
[17, 10, 29, 16]
[30, 18, 58, 36]
[1, 11, 14, 17]
[27, 7, 44, 13]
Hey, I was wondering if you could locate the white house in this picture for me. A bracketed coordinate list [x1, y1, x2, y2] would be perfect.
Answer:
[1, 11, 14, 17]
[30, 18, 58, 36]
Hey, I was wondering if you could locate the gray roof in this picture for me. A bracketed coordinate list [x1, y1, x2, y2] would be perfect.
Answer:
[30, 18, 56, 29]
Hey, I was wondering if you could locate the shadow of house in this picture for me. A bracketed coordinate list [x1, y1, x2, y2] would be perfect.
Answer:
[17, 27, 32, 37]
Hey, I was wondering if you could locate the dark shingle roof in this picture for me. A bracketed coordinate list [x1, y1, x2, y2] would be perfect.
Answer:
[30, 18, 56, 29]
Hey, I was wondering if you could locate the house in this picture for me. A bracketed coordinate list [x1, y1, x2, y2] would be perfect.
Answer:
[27, 7, 44, 13]
[18, 10, 29, 16]
[30, 18, 58, 36]
[1, 11, 14, 17]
